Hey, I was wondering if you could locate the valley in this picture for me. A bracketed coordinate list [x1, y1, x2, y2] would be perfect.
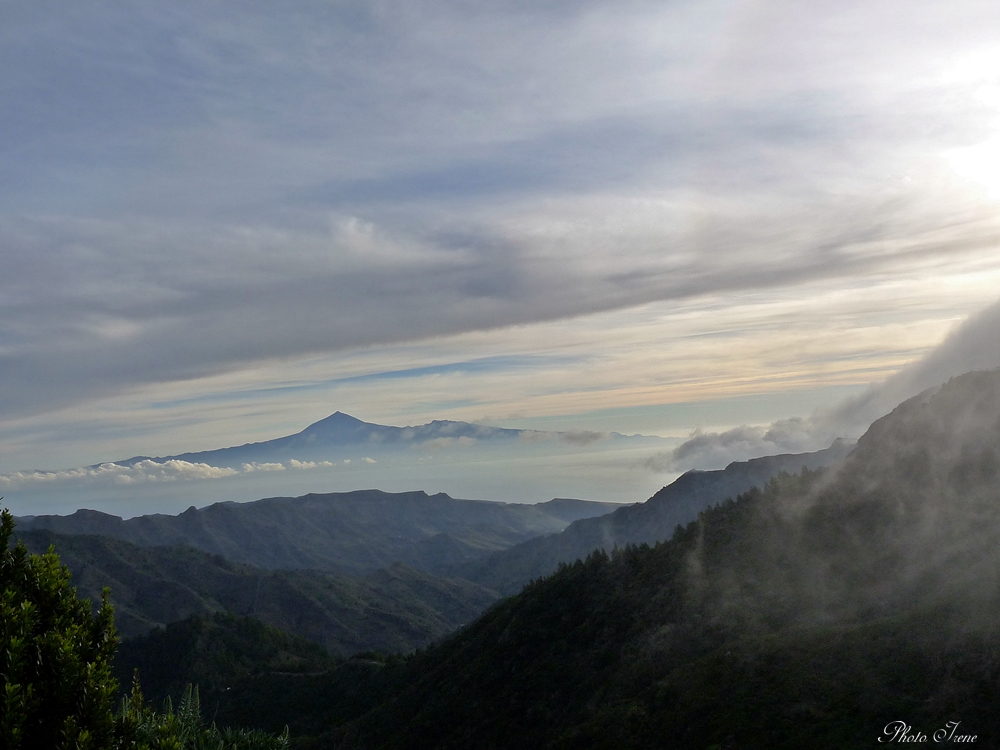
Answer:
[8, 8, 998, 746]
[7, 371, 1000, 747]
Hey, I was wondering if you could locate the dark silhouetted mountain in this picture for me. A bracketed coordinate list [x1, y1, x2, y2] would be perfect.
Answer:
[253, 370, 1000, 748]
[16, 530, 498, 655]
[16, 490, 619, 576]
[460, 439, 853, 593]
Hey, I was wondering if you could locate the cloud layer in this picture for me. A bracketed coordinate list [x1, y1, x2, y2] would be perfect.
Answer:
[4, 1, 1000, 472]
[0, 460, 238, 489]
[0, 455, 354, 490]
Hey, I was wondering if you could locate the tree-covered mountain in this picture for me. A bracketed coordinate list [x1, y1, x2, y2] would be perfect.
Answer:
[112, 612, 338, 708]
[16, 530, 497, 654]
[458, 440, 852, 593]
[238, 370, 1000, 748]
[17, 490, 619, 576]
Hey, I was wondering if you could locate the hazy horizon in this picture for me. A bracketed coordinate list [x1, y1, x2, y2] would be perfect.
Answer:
[5, 2, 1000, 514]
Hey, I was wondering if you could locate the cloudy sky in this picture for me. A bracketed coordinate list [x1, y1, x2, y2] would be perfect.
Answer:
[5, 0, 1000, 487]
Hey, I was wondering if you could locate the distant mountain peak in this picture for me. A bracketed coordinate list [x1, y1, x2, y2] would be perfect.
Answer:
[302, 411, 367, 428]
[97, 409, 668, 476]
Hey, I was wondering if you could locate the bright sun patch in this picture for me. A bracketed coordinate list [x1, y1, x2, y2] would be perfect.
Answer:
[946, 137, 1000, 198]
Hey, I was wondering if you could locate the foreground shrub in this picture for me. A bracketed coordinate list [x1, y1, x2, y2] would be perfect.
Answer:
[0, 507, 118, 749]
[116, 681, 290, 750]
[1, 505, 289, 749]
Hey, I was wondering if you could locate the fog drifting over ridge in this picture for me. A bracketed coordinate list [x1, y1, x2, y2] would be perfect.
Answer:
[656, 298, 1000, 470]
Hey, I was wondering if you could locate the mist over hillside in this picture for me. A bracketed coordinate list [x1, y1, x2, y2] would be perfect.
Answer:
[254, 369, 1000, 748]
[9, 371, 1000, 747]
[660, 301, 1000, 471]
[459, 439, 853, 593]
[8, 3, 1000, 746]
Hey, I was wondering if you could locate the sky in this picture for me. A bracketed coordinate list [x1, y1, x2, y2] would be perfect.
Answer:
[4, 1, 1000, 505]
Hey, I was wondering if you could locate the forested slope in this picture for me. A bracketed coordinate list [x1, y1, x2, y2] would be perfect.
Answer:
[17, 530, 498, 654]
[17, 490, 619, 576]
[461, 440, 851, 593]
[250, 371, 1000, 748]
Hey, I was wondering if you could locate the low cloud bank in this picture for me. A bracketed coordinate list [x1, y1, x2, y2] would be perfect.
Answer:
[0, 459, 239, 488]
[650, 299, 1000, 472]
[0, 455, 350, 489]
[644, 422, 818, 472]
[241, 462, 285, 473]
[288, 459, 335, 469]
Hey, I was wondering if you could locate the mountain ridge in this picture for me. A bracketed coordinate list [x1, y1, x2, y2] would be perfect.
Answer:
[280, 369, 1000, 747]
[459, 439, 854, 593]
[16, 489, 621, 576]
[15, 529, 499, 655]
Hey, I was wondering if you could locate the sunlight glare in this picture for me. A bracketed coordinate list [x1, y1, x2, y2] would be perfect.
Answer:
[946, 137, 1000, 198]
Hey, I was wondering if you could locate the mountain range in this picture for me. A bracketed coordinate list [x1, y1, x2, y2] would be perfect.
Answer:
[17, 529, 496, 654]
[17, 491, 620, 576]
[17, 372, 1000, 746]
[458, 439, 853, 593]
[212, 369, 1000, 748]
[6, 410, 674, 515]
[14, 439, 858, 659]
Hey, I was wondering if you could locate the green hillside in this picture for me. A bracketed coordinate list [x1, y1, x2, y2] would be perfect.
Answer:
[457, 441, 851, 594]
[113, 612, 337, 707]
[17, 490, 619, 576]
[244, 370, 1000, 748]
[16, 530, 498, 654]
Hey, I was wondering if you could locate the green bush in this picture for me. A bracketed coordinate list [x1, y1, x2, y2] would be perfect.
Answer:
[0, 507, 118, 749]
[2, 505, 290, 750]
[116, 681, 289, 750]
